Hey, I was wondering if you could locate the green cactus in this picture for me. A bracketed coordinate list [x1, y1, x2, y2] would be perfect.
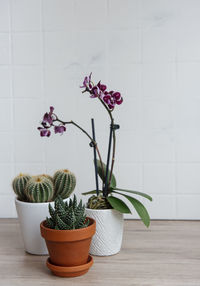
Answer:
[53, 169, 76, 199]
[12, 173, 31, 201]
[40, 174, 53, 182]
[25, 175, 54, 203]
[12, 170, 76, 203]
[46, 195, 89, 230]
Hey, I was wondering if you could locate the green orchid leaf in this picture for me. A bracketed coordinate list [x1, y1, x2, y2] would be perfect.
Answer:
[113, 191, 150, 227]
[114, 188, 152, 201]
[82, 190, 102, 195]
[96, 159, 117, 188]
[107, 196, 131, 214]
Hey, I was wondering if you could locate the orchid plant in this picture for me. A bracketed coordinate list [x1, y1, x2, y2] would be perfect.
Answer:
[38, 73, 152, 227]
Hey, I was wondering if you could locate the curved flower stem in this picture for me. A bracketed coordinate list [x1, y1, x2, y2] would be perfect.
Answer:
[56, 118, 94, 141]
[55, 118, 104, 192]
[98, 97, 113, 122]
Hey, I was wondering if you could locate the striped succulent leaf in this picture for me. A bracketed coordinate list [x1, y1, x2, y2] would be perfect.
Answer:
[45, 195, 89, 230]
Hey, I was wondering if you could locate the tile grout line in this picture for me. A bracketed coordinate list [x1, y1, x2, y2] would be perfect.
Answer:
[138, 0, 145, 200]
[8, 0, 15, 180]
[40, 0, 47, 173]
[174, 21, 179, 220]
[105, 0, 110, 81]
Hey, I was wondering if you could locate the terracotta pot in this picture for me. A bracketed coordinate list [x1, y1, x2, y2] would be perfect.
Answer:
[40, 218, 96, 270]
[46, 255, 93, 277]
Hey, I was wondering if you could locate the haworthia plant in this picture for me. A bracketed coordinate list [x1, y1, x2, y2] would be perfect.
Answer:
[25, 175, 54, 203]
[46, 195, 89, 230]
[53, 169, 76, 199]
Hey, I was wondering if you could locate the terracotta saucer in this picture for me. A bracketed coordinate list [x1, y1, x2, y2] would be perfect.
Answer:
[46, 255, 93, 277]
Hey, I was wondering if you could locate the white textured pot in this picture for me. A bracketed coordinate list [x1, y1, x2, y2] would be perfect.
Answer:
[85, 208, 124, 256]
[15, 198, 68, 255]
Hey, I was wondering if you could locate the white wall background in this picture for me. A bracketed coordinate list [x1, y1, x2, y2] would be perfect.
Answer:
[0, 0, 200, 219]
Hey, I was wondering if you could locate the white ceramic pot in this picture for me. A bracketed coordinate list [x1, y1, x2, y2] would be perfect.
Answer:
[85, 208, 124, 256]
[15, 198, 68, 255]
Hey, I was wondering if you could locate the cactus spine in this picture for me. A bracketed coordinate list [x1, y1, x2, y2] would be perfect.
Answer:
[12, 173, 31, 201]
[25, 175, 54, 203]
[53, 169, 76, 199]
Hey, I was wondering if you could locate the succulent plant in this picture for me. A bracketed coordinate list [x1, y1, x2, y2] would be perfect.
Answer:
[46, 195, 89, 230]
[53, 169, 76, 199]
[12, 173, 31, 201]
[25, 175, 54, 203]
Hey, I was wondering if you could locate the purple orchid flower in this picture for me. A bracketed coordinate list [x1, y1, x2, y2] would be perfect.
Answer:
[103, 91, 123, 110]
[80, 73, 123, 110]
[112, 92, 123, 105]
[103, 93, 115, 110]
[54, 125, 66, 134]
[43, 106, 55, 125]
[37, 127, 51, 137]
[80, 72, 93, 89]
[97, 81, 107, 92]
[90, 86, 100, 98]
[38, 106, 61, 137]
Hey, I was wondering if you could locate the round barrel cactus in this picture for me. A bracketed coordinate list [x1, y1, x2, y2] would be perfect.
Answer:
[53, 169, 76, 199]
[25, 175, 54, 203]
[40, 174, 53, 182]
[12, 173, 31, 201]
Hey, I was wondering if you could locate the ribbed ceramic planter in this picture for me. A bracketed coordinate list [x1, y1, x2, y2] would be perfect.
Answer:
[85, 208, 124, 256]
[15, 198, 68, 255]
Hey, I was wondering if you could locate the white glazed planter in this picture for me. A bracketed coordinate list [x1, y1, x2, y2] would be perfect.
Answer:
[15, 198, 68, 255]
[85, 208, 124, 256]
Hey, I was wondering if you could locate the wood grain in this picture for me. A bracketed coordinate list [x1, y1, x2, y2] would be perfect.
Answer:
[0, 219, 200, 286]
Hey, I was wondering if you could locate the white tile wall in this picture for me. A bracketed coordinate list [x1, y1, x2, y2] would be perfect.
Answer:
[0, 0, 10, 32]
[75, 0, 107, 30]
[43, 0, 75, 31]
[143, 164, 176, 195]
[13, 33, 42, 65]
[0, 33, 10, 64]
[0, 67, 11, 98]
[0, 0, 200, 219]
[11, 0, 41, 32]
[13, 67, 43, 98]
[108, 0, 139, 29]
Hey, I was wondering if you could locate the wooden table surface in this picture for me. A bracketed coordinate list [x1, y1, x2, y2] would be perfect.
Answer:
[0, 219, 200, 286]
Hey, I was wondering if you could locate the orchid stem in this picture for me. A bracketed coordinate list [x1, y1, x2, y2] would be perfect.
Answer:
[55, 118, 104, 190]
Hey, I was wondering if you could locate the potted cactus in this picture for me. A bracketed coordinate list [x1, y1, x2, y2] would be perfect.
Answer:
[40, 195, 96, 277]
[13, 169, 76, 255]
[37, 73, 152, 256]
